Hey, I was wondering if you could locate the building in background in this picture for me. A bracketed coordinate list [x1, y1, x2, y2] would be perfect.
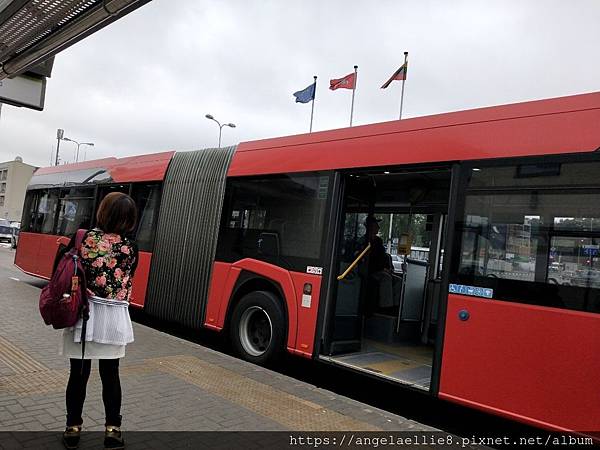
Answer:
[0, 157, 37, 222]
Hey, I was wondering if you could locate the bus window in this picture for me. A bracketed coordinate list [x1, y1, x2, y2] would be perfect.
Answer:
[56, 188, 95, 236]
[454, 162, 600, 314]
[217, 173, 330, 270]
[21, 190, 39, 232]
[339, 212, 367, 263]
[132, 184, 161, 252]
[36, 189, 60, 234]
[458, 194, 541, 282]
[98, 184, 130, 204]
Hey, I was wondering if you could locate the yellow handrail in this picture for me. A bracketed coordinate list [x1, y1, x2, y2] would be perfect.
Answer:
[337, 243, 371, 281]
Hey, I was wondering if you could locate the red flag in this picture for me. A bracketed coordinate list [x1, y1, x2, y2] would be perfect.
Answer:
[381, 62, 407, 89]
[329, 72, 356, 90]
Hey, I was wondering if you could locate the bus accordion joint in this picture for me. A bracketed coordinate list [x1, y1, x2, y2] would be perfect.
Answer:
[337, 243, 371, 281]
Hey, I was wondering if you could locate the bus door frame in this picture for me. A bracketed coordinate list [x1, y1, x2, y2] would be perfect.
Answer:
[430, 162, 465, 395]
[314, 171, 345, 357]
[407, 211, 446, 343]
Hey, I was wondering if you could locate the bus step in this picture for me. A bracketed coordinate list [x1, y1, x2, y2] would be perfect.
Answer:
[329, 339, 361, 355]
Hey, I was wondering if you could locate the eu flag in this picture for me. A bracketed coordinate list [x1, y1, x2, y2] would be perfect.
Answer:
[293, 82, 316, 103]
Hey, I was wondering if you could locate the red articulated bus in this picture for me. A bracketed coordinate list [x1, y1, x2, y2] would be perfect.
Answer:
[15, 92, 600, 433]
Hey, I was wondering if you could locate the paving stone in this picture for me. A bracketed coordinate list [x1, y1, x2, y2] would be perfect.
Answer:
[0, 247, 438, 434]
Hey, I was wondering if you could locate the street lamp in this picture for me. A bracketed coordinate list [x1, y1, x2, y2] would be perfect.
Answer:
[63, 137, 94, 162]
[55, 128, 64, 166]
[82, 142, 94, 161]
[578, 239, 585, 267]
[205, 114, 236, 148]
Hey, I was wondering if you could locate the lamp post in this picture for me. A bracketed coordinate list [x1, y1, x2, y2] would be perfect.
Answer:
[82, 142, 94, 161]
[55, 128, 64, 166]
[63, 137, 94, 162]
[205, 114, 236, 148]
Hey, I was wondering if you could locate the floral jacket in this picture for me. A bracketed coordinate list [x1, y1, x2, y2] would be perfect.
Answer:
[79, 229, 138, 301]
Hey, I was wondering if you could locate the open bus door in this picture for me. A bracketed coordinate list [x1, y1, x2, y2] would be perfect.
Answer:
[328, 210, 369, 355]
[319, 166, 457, 392]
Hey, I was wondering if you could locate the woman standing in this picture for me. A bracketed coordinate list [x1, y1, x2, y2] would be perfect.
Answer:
[60, 192, 138, 450]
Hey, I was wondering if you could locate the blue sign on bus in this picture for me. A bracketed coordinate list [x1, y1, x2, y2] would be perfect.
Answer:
[449, 283, 494, 299]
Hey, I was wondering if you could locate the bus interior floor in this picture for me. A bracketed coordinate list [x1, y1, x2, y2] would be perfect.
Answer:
[328, 340, 433, 390]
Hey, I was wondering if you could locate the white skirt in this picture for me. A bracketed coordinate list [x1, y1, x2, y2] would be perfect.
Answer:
[59, 296, 134, 360]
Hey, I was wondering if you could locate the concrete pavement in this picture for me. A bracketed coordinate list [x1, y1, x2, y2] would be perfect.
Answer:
[0, 245, 439, 439]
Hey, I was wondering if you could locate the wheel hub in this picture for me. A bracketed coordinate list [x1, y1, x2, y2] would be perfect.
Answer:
[239, 306, 273, 357]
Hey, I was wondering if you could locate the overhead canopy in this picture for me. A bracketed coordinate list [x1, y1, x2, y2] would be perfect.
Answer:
[0, 0, 152, 79]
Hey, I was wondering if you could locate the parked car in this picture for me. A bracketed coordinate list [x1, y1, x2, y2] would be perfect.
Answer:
[569, 269, 600, 288]
[0, 219, 15, 248]
[10, 223, 19, 248]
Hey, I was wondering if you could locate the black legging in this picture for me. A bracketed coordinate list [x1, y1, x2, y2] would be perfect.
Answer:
[66, 358, 122, 427]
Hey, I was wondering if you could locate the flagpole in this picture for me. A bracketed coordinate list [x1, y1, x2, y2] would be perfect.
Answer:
[309, 75, 317, 133]
[399, 52, 408, 119]
[350, 65, 358, 126]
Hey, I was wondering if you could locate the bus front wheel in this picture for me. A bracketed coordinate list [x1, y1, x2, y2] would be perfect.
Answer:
[230, 290, 286, 365]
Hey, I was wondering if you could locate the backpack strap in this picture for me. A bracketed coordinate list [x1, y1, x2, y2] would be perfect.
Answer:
[79, 267, 88, 367]
[74, 229, 89, 368]
[74, 228, 87, 251]
[80, 320, 87, 368]
[51, 231, 85, 275]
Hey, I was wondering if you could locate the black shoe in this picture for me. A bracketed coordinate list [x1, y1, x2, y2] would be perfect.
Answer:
[62, 425, 81, 450]
[104, 426, 125, 450]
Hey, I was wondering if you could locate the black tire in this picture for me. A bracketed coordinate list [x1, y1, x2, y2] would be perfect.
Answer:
[229, 290, 286, 365]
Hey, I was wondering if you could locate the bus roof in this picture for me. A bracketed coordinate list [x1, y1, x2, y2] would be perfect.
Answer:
[229, 91, 600, 176]
[28, 91, 600, 187]
[29, 151, 174, 188]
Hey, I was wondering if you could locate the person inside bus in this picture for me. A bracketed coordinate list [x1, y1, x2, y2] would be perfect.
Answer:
[363, 215, 402, 315]
[60, 192, 138, 450]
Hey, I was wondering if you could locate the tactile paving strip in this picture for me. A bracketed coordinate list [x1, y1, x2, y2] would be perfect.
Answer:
[0, 330, 156, 395]
[148, 355, 382, 431]
[0, 368, 67, 395]
[0, 334, 48, 374]
[0, 364, 154, 396]
[0, 333, 381, 431]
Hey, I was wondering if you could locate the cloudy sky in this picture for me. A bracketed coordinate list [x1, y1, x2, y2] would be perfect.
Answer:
[1, 0, 599, 167]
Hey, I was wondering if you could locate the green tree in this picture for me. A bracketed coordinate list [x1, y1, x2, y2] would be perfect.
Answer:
[378, 213, 430, 249]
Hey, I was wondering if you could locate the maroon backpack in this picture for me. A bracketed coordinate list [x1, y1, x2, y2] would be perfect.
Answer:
[39, 229, 89, 330]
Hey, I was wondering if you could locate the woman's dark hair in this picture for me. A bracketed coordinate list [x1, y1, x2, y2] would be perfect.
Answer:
[96, 192, 137, 235]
